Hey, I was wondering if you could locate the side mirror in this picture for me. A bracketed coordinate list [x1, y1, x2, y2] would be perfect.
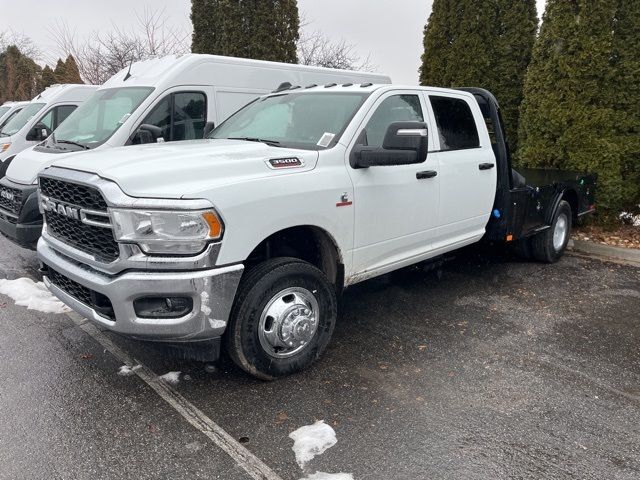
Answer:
[133, 124, 165, 144]
[203, 122, 215, 138]
[350, 121, 428, 169]
[26, 123, 51, 142]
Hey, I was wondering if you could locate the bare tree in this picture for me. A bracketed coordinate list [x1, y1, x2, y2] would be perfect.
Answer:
[0, 30, 41, 60]
[50, 7, 189, 84]
[297, 30, 374, 72]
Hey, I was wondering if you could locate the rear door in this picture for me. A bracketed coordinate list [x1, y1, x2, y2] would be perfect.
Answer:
[426, 93, 496, 250]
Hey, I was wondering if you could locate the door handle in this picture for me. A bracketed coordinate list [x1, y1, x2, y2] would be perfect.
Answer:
[479, 163, 495, 170]
[416, 170, 437, 179]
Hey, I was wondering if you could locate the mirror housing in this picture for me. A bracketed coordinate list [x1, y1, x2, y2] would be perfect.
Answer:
[203, 121, 216, 138]
[26, 123, 51, 142]
[133, 124, 164, 144]
[350, 121, 428, 169]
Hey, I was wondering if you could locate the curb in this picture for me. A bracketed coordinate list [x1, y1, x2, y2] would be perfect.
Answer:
[568, 238, 640, 266]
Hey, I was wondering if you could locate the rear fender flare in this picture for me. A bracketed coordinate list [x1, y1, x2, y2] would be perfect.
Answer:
[546, 189, 576, 225]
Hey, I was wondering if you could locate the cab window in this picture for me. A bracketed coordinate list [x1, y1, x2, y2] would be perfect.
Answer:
[358, 94, 423, 147]
[135, 92, 206, 143]
[37, 105, 77, 132]
[429, 96, 479, 151]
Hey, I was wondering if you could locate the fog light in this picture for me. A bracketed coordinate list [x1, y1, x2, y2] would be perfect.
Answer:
[134, 296, 193, 319]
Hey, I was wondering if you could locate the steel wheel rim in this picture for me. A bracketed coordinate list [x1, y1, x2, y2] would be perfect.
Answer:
[258, 287, 320, 358]
[553, 213, 568, 252]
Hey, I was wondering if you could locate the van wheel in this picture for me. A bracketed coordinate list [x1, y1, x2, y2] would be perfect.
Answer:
[225, 257, 337, 380]
[532, 200, 572, 263]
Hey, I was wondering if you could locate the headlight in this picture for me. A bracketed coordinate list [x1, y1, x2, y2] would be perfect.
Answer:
[1, 143, 10, 152]
[111, 209, 223, 255]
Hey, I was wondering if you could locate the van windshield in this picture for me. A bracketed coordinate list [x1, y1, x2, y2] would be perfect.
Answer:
[0, 106, 10, 119]
[0, 103, 45, 136]
[210, 92, 368, 150]
[46, 87, 154, 150]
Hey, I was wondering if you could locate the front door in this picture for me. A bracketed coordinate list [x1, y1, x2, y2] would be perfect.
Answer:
[346, 91, 440, 278]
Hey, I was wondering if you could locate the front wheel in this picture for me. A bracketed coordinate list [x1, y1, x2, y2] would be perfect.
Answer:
[531, 200, 572, 263]
[224, 258, 337, 380]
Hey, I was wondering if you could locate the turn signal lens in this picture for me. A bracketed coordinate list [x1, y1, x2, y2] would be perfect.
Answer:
[1, 143, 10, 152]
[202, 211, 223, 238]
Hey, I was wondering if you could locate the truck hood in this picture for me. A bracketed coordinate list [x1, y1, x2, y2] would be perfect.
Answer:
[6, 146, 80, 185]
[46, 139, 319, 199]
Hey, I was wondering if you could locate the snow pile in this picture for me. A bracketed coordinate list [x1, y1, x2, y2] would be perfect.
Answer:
[0, 277, 71, 314]
[620, 211, 640, 227]
[289, 420, 338, 469]
[300, 473, 353, 480]
[117, 365, 141, 376]
[159, 371, 181, 385]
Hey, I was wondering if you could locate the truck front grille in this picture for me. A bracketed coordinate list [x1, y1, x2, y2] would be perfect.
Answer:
[40, 177, 108, 210]
[46, 266, 115, 321]
[0, 184, 22, 218]
[40, 178, 119, 263]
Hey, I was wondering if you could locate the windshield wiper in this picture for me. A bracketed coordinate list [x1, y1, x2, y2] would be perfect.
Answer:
[56, 139, 89, 150]
[227, 136, 281, 146]
[0, 132, 8, 137]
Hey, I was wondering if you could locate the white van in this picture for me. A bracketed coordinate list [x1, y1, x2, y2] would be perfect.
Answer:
[0, 53, 390, 248]
[0, 84, 98, 170]
[0, 101, 30, 132]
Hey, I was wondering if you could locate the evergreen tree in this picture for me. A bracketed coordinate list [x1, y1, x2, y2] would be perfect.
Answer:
[518, 0, 638, 215]
[53, 58, 68, 83]
[419, 0, 537, 151]
[608, 0, 640, 211]
[41, 65, 57, 88]
[63, 55, 83, 83]
[0, 45, 41, 103]
[493, 0, 538, 152]
[191, 0, 299, 63]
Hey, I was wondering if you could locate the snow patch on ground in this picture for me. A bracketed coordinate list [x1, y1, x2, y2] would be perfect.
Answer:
[300, 473, 353, 480]
[159, 371, 181, 385]
[0, 277, 71, 314]
[289, 420, 337, 469]
[117, 365, 141, 376]
[620, 210, 640, 226]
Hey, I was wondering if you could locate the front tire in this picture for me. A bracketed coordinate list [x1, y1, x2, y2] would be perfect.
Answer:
[224, 258, 337, 380]
[532, 200, 572, 263]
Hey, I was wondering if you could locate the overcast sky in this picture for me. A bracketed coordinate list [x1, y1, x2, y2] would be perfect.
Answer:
[0, 0, 547, 85]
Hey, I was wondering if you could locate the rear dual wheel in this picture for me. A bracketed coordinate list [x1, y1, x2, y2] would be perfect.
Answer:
[531, 200, 573, 263]
[224, 257, 337, 380]
[513, 201, 572, 263]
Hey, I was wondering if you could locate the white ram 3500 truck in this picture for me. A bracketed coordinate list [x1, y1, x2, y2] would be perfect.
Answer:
[36, 84, 596, 379]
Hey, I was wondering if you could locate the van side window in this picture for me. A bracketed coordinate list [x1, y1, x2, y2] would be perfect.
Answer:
[173, 92, 206, 140]
[37, 105, 78, 132]
[136, 92, 206, 143]
[429, 96, 479, 151]
[141, 96, 171, 140]
[359, 94, 423, 147]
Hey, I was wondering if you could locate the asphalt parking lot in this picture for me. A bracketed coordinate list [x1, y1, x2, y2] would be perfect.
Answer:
[1, 235, 639, 480]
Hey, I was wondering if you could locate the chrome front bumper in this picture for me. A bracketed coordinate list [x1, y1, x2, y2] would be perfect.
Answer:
[38, 238, 244, 342]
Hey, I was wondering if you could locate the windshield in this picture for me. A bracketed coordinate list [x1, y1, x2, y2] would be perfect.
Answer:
[210, 92, 369, 150]
[0, 106, 10, 119]
[0, 102, 45, 136]
[46, 87, 154, 150]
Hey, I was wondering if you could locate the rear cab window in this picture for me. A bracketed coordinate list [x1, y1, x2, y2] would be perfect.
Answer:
[428, 95, 479, 151]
